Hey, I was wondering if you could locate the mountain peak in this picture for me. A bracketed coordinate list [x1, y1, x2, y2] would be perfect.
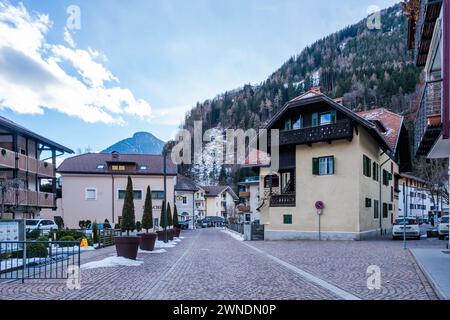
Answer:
[101, 132, 165, 155]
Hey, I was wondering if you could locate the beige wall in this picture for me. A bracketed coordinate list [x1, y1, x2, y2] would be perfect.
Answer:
[260, 125, 398, 240]
[205, 191, 235, 218]
[41, 174, 176, 228]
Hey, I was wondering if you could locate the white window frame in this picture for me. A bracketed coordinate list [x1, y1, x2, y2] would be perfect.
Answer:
[85, 188, 97, 201]
[117, 188, 143, 200]
[182, 196, 188, 205]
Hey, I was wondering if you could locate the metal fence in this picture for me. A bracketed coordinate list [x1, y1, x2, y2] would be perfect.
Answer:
[0, 241, 80, 282]
[97, 229, 122, 248]
[228, 223, 244, 234]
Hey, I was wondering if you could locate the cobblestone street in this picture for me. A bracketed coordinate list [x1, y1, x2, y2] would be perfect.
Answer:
[0, 228, 442, 300]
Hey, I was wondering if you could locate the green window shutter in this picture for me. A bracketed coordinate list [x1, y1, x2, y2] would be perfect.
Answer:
[312, 158, 319, 175]
[283, 215, 292, 224]
[365, 198, 372, 208]
[312, 113, 318, 127]
[367, 158, 372, 178]
[330, 110, 337, 124]
[363, 156, 367, 176]
[374, 200, 379, 218]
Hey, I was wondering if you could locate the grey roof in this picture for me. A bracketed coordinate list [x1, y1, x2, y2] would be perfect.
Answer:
[175, 175, 198, 192]
[58, 153, 177, 175]
[0, 115, 74, 153]
[201, 185, 238, 200]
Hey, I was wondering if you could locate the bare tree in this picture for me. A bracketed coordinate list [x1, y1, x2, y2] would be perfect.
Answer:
[0, 177, 25, 219]
[414, 158, 449, 209]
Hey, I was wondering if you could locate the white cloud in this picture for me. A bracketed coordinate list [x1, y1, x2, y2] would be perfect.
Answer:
[0, 1, 152, 125]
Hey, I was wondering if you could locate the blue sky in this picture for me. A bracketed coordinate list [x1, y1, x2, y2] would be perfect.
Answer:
[0, 0, 399, 154]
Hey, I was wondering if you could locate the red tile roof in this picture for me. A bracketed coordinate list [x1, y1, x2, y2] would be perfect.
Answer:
[356, 108, 404, 152]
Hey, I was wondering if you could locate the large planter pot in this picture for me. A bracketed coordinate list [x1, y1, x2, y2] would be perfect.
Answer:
[137, 232, 157, 251]
[174, 227, 181, 238]
[114, 236, 140, 260]
[156, 230, 173, 241]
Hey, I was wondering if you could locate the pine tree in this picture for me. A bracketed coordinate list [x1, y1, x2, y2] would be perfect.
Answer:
[167, 202, 173, 227]
[121, 176, 135, 236]
[142, 186, 153, 232]
[159, 200, 166, 228]
[173, 204, 179, 228]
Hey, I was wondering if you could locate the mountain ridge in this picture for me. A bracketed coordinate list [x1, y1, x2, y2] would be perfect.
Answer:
[101, 132, 165, 155]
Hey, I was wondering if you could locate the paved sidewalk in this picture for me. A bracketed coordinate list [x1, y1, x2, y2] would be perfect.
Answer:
[410, 248, 450, 300]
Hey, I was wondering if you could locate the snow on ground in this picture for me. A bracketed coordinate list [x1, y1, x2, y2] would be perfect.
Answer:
[0, 258, 48, 270]
[81, 256, 143, 269]
[138, 249, 167, 254]
[155, 240, 176, 248]
[221, 228, 244, 241]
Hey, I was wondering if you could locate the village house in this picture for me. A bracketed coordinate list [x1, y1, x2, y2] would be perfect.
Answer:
[44, 152, 177, 228]
[257, 90, 412, 240]
[0, 116, 73, 220]
[200, 185, 238, 220]
[237, 176, 260, 222]
[174, 175, 198, 227]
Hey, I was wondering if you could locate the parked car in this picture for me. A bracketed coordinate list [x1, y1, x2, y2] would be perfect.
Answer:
[438, 215, 449, 240]
[25, 219, 58, 234]
[392, 218, 421, 240]
[178, 220, 189, 230]
[84, 222, 112, 237]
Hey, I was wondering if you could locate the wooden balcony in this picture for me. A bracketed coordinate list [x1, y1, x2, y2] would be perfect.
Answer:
[0, 148, 55, 177]
[279, 119, 353, 146]
[270, 193, 296, 207]
[1, 190, 55, 208]
[239, 192, 250, 198]
[414, 80, 442, 155]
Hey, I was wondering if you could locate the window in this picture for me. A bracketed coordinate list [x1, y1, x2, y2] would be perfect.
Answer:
[85, 188, 97, 200]
[374, 200, 379, 219]
[283, 214, 292, 224]
[152, 191, 165, 200]
[383, 203, 388, 218]
[312, 156, 335, 175]
[112, 165, 126, 171]
[388, 203, 393, 211]
[365, 198, 372, 208]
[363, 155, 371, 177]
[293, 115, 303, 130]
[284, 118, 292, 131]
[372, 163, 379, 181]
[391, 187, 394, 202]
[182, 196, 188, 204]
[319, 113, 332, 125]
[382, 170, 391, 186]
[264, 175, 279, 188]
[312, 110, 337, 126]
[118, 189, 143, 200]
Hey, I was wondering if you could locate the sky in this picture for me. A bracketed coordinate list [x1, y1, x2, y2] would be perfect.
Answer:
[0, 0, 400, 154]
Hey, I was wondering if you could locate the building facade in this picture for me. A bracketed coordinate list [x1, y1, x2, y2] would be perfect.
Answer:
[238, 176, 260, 222]
[0, 116, 73, 219]
[46, 152, 176, 228]
[258, 91, 411, 240]
[395, 173, 433, 220]
[174, 175, 198, 228]
[201, 186, 238, 219]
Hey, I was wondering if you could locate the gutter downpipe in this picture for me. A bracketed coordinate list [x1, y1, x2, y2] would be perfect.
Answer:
[379, 151, 390, 236]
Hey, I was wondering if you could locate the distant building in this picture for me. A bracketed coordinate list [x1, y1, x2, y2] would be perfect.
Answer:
[174, 175, 198, 228]
[238, 176, 260, 222]
[201, 186, 238, 220]
[395, 173, 432, 220]
[43, 152, 177, 228]
[0, 116, 73, 220]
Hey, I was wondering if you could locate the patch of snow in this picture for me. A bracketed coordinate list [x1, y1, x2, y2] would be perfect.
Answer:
[0, 258, 48, 271]
[81, 256, 143, 269]
[221, 228, 244, 241]
[138, 249, 167, 254]
[155, 240, 177, 248]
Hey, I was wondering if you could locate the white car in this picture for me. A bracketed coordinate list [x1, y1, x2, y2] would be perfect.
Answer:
[392, 218, 421, 240]
[25, 219, 58, 234]
[438, 215, 449, 240]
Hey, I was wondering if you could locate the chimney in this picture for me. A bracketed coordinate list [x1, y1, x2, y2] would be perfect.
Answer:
[310, 86, 321, 94]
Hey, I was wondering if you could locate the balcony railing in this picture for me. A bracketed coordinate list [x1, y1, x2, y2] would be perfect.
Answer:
[0, 148, 55, 177]
[1, 190, 55, 208]
[279, 119, 353, 146]
[414, 80, 442, 155]
[237, 204, 251, 212]
[270, 193, 296, 207]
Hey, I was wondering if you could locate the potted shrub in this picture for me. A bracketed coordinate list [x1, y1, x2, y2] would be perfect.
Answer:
[157, 200, 166, 241]
[114, 176, 140, 260]
[173, 204, 181, 238]
[167, 203, 174, 241]
[137, 186, 157, 251]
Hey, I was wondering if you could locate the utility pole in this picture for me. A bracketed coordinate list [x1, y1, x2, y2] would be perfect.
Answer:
[163, 147, 168, 243]
[403, 182, 407, 250]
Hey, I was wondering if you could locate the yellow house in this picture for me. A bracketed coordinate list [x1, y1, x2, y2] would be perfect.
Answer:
[258, 90, 412, 240]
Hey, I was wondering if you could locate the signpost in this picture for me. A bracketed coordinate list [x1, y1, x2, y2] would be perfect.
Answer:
[315, 201, 325, 240]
